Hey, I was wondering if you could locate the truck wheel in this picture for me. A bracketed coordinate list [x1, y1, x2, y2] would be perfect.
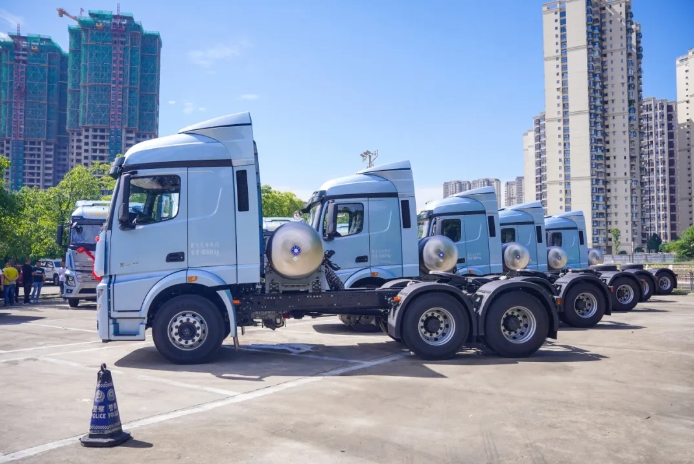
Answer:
[562, 283, 605, 328]
[611, 277, 639, 311]
[483, 293, 549, 358]
[68, 299, 80, 308]
[655, 273, 674, 295]
[401, 294, 469, 360]
[152, 295, 225, 364]
[640, 275, 655, 302]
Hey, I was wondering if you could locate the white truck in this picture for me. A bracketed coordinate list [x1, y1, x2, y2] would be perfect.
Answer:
[56, 200, 110, 307]
[93, 112, 560, 364]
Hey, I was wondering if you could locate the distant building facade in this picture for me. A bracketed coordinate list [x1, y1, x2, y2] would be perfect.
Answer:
[0, 34, 69, 190]
[675, 49, 694, 235]
[443, 180, 471, 198]
[504, 176, 524, 207]
[67, 10, 161, 168]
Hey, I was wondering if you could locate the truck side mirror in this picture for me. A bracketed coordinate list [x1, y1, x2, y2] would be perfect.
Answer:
[56, 224, 64, 246]
[118, 174, 133, 229]
[324, 202, 337, 240]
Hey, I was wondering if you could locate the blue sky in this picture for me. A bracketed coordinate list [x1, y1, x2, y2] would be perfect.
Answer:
[2, 0, 692, 207]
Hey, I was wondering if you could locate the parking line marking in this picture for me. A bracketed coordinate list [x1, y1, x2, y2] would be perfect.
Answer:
[0, 322, 96, 333]
[0, 340, 101, 354]
[0, 342, 150, 364]
[0, 352, 409, 463]
[236, 346, 366, 364]
[36, 357, 242, 397]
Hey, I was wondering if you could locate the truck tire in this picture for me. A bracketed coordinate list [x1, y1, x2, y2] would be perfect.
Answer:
[379, 317, 402, 344]
[562, 282, 606, 328]
[344, 282, 381, 332]
[611, 277, 639, 311]
[655, 272, 674, 295]
[68, 299, 79, 308]
[152, 295, 225, 364]
[400, 293, 469, 360]
[483, 292, 549, 358]
[640, 274, 655, 302]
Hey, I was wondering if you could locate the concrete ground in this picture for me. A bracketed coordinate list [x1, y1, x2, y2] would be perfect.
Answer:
[0, 296, 693, 463]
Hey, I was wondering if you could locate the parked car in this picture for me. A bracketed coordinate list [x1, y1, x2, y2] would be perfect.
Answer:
[37, 259, 62, 285]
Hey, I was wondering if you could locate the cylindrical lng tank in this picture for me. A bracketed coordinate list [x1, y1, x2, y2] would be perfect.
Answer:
[547, 246, 569, 270]
[419, 235, 459, 273]
[266, 222, 324, 279]
[587, 248, 604, 265]
[502, 242, 531, 271]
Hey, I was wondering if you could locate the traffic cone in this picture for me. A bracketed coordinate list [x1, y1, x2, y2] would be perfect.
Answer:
[80, 363, 131, 447]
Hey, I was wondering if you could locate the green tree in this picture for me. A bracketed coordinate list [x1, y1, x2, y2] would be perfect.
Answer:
[663, 225, 694, 262]
[0, 158, 19, 258]
[646, 233, 662, 253]
[609, 228, 621, 253]
[260, 185, 305, 217]
[634, 246, 644, 253]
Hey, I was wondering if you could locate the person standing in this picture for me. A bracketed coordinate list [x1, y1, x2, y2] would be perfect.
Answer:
[30, 264, 46, 303]
[57, 260, 66, 301]
[22, 258, 33, 304]
[3, 261, 18, 306]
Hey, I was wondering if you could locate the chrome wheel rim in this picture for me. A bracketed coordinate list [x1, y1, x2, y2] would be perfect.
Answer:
[501, 306, 536, 344]
[418, 307, 456, 346]
[616, 284, 634, 305]
[658, 276, 671, 291]
[167, 311, 208, 351]
[574, 292, 598, 319]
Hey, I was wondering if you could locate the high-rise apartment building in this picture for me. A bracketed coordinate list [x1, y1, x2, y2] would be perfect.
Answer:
[533, 0, 643, 252]
[67, 10, 161, 168]
[525, 113, 547, 208]
[505, 176, 525, 207]
[0, 33, 69, 190]
[675, 49, 694, 234]
[443, 180, 471, 198]
[471, 178, 502, 206]
[639, 98, 678, 241]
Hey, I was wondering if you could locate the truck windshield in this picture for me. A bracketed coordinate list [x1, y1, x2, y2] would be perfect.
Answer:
[308, 202, 322, 230]
[70, 224, 103, 245]
[418, 219, 430, 238]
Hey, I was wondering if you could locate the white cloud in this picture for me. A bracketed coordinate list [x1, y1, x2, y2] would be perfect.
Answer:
[183, 102, 195, 115]
[0, 32, 8, 40]
[198, 107, 206, 112]
[0, 9, 23, 30]
[187, 41, 248, 68]
[238, 94, 259, 100]
[168, 100, 176, 105]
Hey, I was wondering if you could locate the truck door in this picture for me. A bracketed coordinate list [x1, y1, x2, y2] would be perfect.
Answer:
[109, 169, 188, 313]
[368, 197, 403, 277]
[434, 215, 466, 272]
[464, 213, 491, 274]
[322, 200, 370, 282]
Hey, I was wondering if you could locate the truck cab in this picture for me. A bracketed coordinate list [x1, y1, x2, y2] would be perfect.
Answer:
[544, 211, 589, 269]
[305, 161, 418, 288]
[417, 187, 502, 276]
[58, 200, 111, 307]
[498, 202, 548, 272]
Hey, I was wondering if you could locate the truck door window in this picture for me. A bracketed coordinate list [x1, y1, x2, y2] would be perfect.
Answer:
[417, 219, 430, 238]
[441, 219, 461, 242]
[129, 175, 181, 225]
[501, 228, 516, 243]
[325, 203, 364, 237]
[549, 232, 562, 247]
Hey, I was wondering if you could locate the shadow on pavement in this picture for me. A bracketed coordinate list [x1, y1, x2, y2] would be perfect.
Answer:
[560, 320, 645, 331]
[0, 313, 45, 325]
[114, 336, 605, 381]
[121, 439, 154, 449]
[311, 323, 383, 336]
[630, 307, 669, 313]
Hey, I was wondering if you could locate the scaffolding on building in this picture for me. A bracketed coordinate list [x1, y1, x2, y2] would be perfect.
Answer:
[67, 8, 161, 161]
[1, 27, 68, 189]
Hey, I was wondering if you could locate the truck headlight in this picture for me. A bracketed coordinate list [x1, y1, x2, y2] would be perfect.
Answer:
[66, 275, 75, 286]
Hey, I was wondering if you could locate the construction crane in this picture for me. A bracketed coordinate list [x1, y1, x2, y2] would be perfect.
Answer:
[56, 7, 84, 22]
